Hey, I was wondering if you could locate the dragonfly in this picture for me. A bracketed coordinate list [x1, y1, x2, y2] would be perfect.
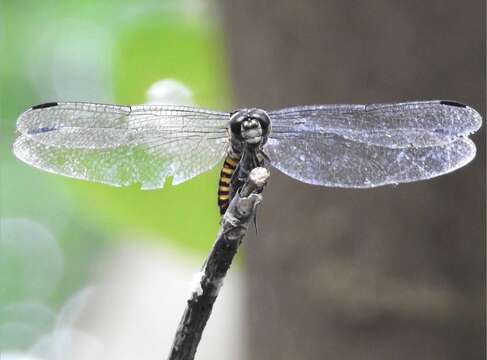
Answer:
[13, 100, 481, 214]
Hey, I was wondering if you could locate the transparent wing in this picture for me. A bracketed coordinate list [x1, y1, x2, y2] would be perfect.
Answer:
[265, 135, 476, 188]
[266, 101, 480, 187]
[269, 100, 481, 148]
[14, 102, 230, 189]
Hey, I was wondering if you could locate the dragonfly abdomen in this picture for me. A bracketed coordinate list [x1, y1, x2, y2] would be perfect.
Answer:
[218, 150, 242, 214]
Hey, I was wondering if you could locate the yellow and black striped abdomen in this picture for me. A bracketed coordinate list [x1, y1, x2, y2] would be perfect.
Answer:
[218, 152, 241, 214]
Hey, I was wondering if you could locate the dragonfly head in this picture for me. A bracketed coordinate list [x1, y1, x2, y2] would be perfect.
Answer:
[230, 108, 271, 147]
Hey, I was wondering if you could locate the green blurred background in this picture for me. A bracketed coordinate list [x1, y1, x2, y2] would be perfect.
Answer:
[0, 0, 235, 354]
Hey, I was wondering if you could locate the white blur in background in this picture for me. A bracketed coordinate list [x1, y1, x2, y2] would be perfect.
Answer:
[0, 217, 245, 360]
[145, 79, 194, 105]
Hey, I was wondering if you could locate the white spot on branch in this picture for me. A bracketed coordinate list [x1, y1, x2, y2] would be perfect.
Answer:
[249, 167, 270, 186]
[189, 270, 204, 297]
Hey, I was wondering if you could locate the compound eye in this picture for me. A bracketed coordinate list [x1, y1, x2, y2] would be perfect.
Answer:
[229, 111, 246, 137]
[260, 115, 270, 133]
[251, 109, 271, 134]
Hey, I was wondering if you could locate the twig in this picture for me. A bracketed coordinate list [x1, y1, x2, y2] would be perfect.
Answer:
[167, 167, 270, 360]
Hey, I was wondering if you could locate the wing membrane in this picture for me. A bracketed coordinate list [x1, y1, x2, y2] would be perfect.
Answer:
[14, 102, 230, 188]
[269, 101, 481, 148]
[266, 101, 480, 187]
[265, 135, 476, 188]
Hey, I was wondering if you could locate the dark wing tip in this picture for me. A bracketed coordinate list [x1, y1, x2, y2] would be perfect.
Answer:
[438, 100, 482, 133]
[31, 102, 59, 110]
[440, 100, 467, 108]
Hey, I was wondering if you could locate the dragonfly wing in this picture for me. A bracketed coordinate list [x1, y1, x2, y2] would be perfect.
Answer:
[14, 102, 230, 189]
[265, 135, 476, 188]
[269, 100, 481, 148]
[266, 100, 480, 187]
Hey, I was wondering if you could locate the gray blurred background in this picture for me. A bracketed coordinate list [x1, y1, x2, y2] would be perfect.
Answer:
[221, 1, 485, 359]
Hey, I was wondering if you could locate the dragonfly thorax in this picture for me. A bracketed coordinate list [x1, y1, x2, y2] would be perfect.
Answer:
[229, 108, 271, 148]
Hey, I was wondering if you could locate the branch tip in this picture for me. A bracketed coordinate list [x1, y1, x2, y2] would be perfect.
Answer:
[249, 167, 270, 186]
[167, 165, 270, 360]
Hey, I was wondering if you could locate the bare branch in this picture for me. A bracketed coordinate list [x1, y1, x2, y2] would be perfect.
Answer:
[167, 167, 270, 360]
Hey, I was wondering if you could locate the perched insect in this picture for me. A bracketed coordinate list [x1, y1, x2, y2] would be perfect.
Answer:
[13, 100, 481, 214]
